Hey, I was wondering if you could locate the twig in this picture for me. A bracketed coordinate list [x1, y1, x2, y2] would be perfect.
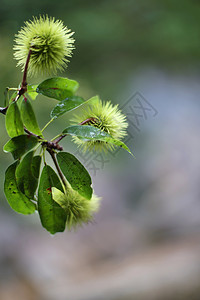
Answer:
[0, 48, 32, 115]
[46, 148, 66, 188]
[79, 117, 97, 125]
[52, 134, 67, 144]
[19, 48, 32, 95]
[24, 127, 42, 139]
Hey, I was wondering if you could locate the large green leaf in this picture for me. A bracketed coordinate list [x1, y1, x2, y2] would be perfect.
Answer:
[57, 152, 93, 200]
[3, 135, 38, 160]
[4, 161, 36, 214]
[31, 155, 42, 179]
[26, 84, 38, 100]
[15, 151, 39, 199]
[50, 96, 85, 119]
[63, 125, 109, 139]
[36, 77, 79, 101]
[5, 101, 24, 138]
[20, 98, 42, 136]
[63, 125, 133, 155]
[38, 165, 66, 234]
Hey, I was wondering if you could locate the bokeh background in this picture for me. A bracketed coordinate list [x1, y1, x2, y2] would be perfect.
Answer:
[0, 1, 200, 299]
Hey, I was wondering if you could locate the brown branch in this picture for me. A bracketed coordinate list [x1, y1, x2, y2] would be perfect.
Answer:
[24, 127, 42, 139]
[52, 134, 67, 144]
[46, 148, 66, 188]
[42, 141, 63, 151]
[20, 48, 32, 93]
[24, 128, 63, 151]
[79, 117, 98, 125]
[0, 48, 32, 115]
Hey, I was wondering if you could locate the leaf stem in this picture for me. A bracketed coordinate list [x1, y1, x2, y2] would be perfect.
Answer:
[50, 134, 62, 142]
[41, 118, 55, 132]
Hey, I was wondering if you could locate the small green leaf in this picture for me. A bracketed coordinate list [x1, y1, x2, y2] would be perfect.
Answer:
[3, 135, 38, 160]
[26, 84, 38, 100]
[38, 165, 66, 234]
[50, 96, 85, 119]
[57, 152, 93, 200]
[63, 125, 133, 155]
[4, 161, 36, 215]
[20, 98, 42, 136]
[15, 151, 39, 199]
[5, 102, 24, 138]
[9, 91, 18, 104]
[103, 137, 134, 156]
[36, 77, 79, 101]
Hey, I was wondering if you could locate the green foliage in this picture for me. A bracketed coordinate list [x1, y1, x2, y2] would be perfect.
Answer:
[4, 162, 36, 215]
[3, 135, 38, 160]
[26, 85, 38, 100]
[5, 102, 24, 138]
[15, 151, 40, 199]
[2, 15, 133, 234]
[63, 125, 133, 155]
[63, 125, 110, 139]
[50, 96, 85, 119]
[57, 152, 93, 200]
[38, 165, 66, 234]
[20, 98, 42, 136]
[37, 77, 79, 100]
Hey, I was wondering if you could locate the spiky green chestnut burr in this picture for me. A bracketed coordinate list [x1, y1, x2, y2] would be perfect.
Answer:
[14, 15, 74, 76]
[52, 185, 101, 230]
[71, 97, 128, 152]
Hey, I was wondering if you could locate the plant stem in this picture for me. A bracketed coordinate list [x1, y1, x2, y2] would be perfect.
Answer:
[41, 118, 55, 132]
[51, 134, 62, 142]
[24, 127, 42, 139]
[52, 134, 67, 144]
[47, 148, 67, 189]
[0, 49, 32, 115]
[20, 48, 32, 93]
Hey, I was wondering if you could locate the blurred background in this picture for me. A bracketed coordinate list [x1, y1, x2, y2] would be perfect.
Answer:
[0, 0, 200, 299]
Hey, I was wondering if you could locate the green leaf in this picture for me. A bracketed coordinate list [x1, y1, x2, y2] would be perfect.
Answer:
[20, 98, 42, 136]
[103, 137, 134, 156]
[86, 95, 101, 105]
[3, 135, 38, 160]
[4, 161, 36, 215]
[50, 96, 85, 119]
[31, 155, 42, 179]
[9, 91, 18, 104]
[36, 77, 79, 101]
[38, 165, 66, 234]
[4, 87, 9, 106]
[63, 125, 110, 139]
[5, 102, 24, 138]
[57, 152, 93, 200]
[26, 84, 38, 100]
[15, 151, 39, 199]
[63, 125, 133, 156]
